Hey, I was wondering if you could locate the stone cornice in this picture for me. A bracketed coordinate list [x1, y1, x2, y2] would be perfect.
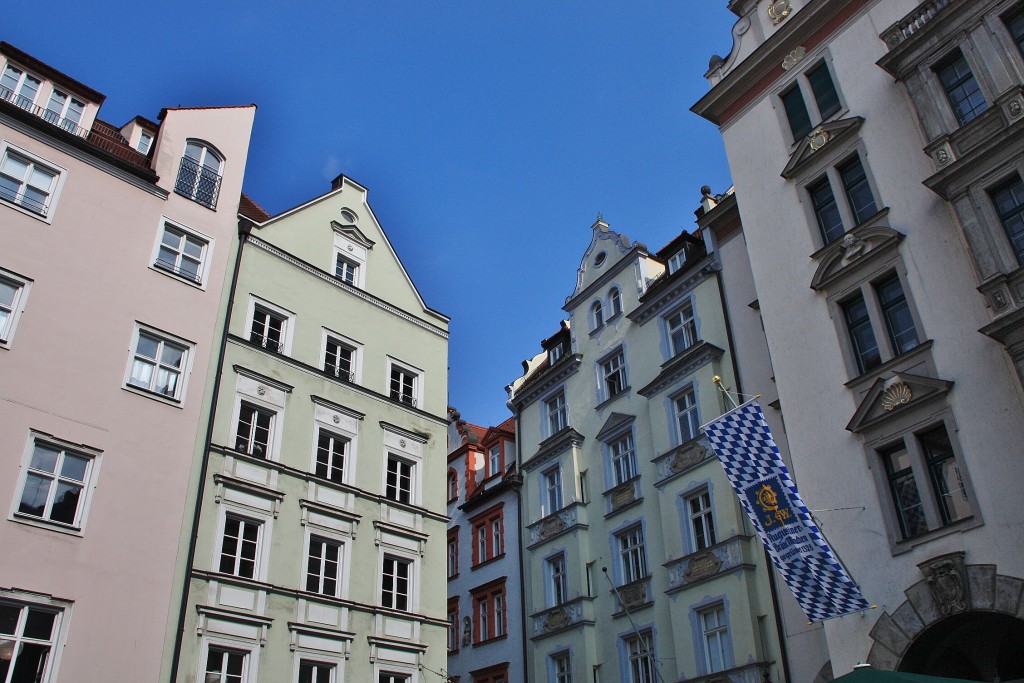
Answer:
[509, 354, 583, 410]
[522, 428, 585, 472]
[630, 254, 717, 326]
[637, 342, 726, 397]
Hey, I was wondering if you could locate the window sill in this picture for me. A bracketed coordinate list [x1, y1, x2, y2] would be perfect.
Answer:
[448, 573, 459, 582]
[890, 515, 982, 556]
[595, 387, 631, 411]
[150, 262, 207, 289]
[122, 383, 185, 408]
[471, 552, 507, 571]
[0, 197, 54, 223]
[472, 633, 508, 647]
[843, 339, 934, 390]
[10, 512, 84, 536]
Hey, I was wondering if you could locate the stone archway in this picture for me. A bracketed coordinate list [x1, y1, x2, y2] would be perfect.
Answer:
[866, 552, 1024, 680]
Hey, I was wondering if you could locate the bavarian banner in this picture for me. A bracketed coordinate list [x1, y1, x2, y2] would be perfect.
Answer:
[702, 399, 870, 622]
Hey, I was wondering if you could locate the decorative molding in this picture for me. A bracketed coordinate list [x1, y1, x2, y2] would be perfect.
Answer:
[768, 0, 792, 24]
[781, 116, 864, 180]
[781, 46, 806, 70]
[232, 365, 295, 393]
[809, 217, 902, 293]
[637, 341, 725, 398]
[880, 382, 912, 411]
[846, 366, 952, 434]
[509, 354, 583, 411]
[521, 427, 585, 472]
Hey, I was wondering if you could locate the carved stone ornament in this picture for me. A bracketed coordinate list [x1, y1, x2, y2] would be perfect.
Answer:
[935, 148, 951, 166]
[1009, 99, 1023, 118]
[684, 551, 723, 581]
[544, 607, 571, 632]
[768, 0, 792, 24]
[332, 414, 341, 424]
[618, 582, 647, 608]
[782, 46, 806, 70]
[881, 382, 913, 411]
[257, 385, 266, 396]
[809, 127, 831, 151]
[991, 290, 1009, 310]
[670, 445, 706, 473]
[462, 616, 472, 645]
[924, 558, 967, 615]
[735, 15, 750, 35]
[540, 515, 566, 539]
[611, 483, 636, 509]
[841, 233, 866, 260]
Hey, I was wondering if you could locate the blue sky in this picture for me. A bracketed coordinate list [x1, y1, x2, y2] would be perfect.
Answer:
[7, 1, 737, 427]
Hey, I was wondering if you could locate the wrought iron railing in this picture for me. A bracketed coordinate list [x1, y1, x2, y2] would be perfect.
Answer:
[250, 333, 284, 353]
[0, 185, 48, 216]
[326, 365, 355, 383]
[174, 155, 222, 209]
[0, 85, 88, 137]
[881, 0, 954, 49]
[154, 258, 203, 283]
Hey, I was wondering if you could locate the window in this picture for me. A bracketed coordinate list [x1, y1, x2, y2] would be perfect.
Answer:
[471, 506, 504, 565]
[843, 294, 881, 373]
[601, 351, 627, 399]
[810, 176, 844, 245]
[838, 271, 921, 376]
[155, 221, 208, 284]
[385, 454, 413, 504]
[687, 490, 716, 551]
[137, 130, 153, 154]
[389, 365, 418, 407]
[807, 153, 879, 245]
[0, 599, 63, 683]
[235, 402, 274, 457]
[487, 445, 502, 477]
[0, 63, 41, 109]
[839, 156, 878, 227]
[609, 288, 622, 318]
[666, 302, 697, 356]
[617, 526, 648, 584]
[447, 530, 459, 578]
[379, 674, 409, 683]
[781, 61, 841, 141]
[447, 599, 460, 651]
[219, 515, 261, 578]
[306, 536, 342, 597]
[205, 647, 247, 683]
[126, 328, 189, 400]
[991, 175, 1024, 265]
[447, 470, 459, 503]
[381, 555, 411, 611]
[699, 604, 730, 673]
[298, 661, 334, 683]
[667, 250, 686, 274]
[880, 424, 969, 540]
[591, 300, 604, 330]
[609, 433, 637, 486]
[877, 274, 920, 357]
[626, 632, 655, 683]
[543, 466, 563, 515]
[250, 305, 286, 353]
[471, 581, 507, 642]
[0, 147, 59, 217]
[175, 140, 223, 208]
[1006, 5, 1024, 56]
[315, 429, 347, 483]
[674, 388, 699, 444]
[548, 553, 568, 606]
[43, 88, 85, 134]
[935, 50, 987, 126]
[545, 392, 568, 435]
[0, 270, 30, 345]
[335, 254, 358, 285]
[15, 438, 95, 529]
[323, 335, 356, 382]
[552, 653, 573, 683]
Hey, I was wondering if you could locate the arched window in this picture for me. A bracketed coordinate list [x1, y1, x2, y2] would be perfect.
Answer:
[447, 470, 459, 502]
[609, 287, 622, 318]
[591, 301, 604, 330]
[175, 140, 223, 209]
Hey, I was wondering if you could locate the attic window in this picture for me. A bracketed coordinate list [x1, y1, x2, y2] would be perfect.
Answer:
[668, 251, 686, 274]
[340, 209, 357, 223]
[594, 251, 607, 267]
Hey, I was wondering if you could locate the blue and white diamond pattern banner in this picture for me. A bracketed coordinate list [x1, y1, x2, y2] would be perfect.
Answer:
[702, 399, 871, 622]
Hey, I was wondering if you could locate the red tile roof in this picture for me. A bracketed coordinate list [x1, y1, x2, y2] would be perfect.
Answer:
[238, 193, 271, 222]
[0, 42, 105, 104]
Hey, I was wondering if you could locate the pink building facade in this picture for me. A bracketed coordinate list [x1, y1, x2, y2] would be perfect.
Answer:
[0, 41, 255, 682]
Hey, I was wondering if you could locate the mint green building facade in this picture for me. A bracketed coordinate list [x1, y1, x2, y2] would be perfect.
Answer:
[166, 175, 450, 683]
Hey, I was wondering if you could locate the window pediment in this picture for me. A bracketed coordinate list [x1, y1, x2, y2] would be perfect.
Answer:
[847, 371, 953, 434]
[596, 412, 636, 441]
[782, 116, 864, 180]
[810, 216, 903, 292]
[637, 341, 725, 398]
[330, 220, 375, 249]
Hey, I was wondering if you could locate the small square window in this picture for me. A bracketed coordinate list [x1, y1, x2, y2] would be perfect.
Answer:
[15, 438, 97, 530]
[218, 514, 262, 578]
[154, 221, 209, 284]
[1, 64, 43, 110]
[335, 254, 359, 285]
[0, 146, 63, 219]
[126, 327, 191, 401]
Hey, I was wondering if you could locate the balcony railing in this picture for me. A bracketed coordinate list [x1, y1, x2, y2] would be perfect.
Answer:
[154, 258, 203, 284]
[250, 333, 284, 353]
[0, 85, 89, 138]
[174, 155, 222, 209]
[881, 0, 954, 49]
[530, 597, 591, 639]
[0, 185, 48, 216]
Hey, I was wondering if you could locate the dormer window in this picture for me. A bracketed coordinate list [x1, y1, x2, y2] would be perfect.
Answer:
[43, 88, 85, 134]
[174, 141, 222, 209]
[137, 131, 153, 155]
[1, 64, 41, 110]
[667, 251, 687, 274]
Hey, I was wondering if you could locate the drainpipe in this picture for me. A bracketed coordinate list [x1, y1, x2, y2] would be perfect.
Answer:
[167, 220, 251, 683]
[510, 395, 530, 683]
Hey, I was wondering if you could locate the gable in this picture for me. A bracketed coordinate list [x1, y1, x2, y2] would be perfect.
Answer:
[847, 372, 954, 434]
[565, 219, 646, 308]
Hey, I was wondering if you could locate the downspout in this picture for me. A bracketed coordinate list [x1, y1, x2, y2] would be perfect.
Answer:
[511, 396, 530, 683]
[167, 220, 251, 683]
[713, 265, 793, 683]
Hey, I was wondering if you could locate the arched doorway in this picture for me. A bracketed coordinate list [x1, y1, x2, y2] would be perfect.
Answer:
[899, 611, 1024, 681]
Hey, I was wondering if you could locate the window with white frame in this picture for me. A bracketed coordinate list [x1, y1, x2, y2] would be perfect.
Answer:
[298, 660, 334, 683]
[323, 335, 355, 382]
[488, 444, 502, 477]
[609, 433, 638, 486]
[43, 88, 85, 134]
[781, 60, 841, 142]
[250, 304, 287, 353]
[335, 254, 359, 286]
[0, 597, 65, 683]
[0, 269, 30, 345]
[472, 581, 507, 642]
[0, 146, 61, 218]
[699, 604, 730, 673]
[154, 221, 208, 284]
[218, 514, 262, 579]
[667, 250, 686, 274]
[447, 600, 459, 651]
[126, 326, 190, 401]
[379, 673, 410, 683]
[547, 553, 568, 606]
[666, 302, 697, 356]
[204, 646, 247, 683]
[552, 652, 573, 683]
[545, 391, 568, 435]
[306, 536, 342, 597]
[137, 130, 153, 155]
[808, 153, 879, 245]
[314, 429, 348, 483]
[625, 631, 655, 683]
[388, 363, 419, 407]
[447, 532, 459, 578]
[447, 470, 458, 502]
[609, 288, 622, 318]
[1, 63, 41, 109]
[15, 437, 97, 530]
[175, 140, 223, 209]
[235, 402, 274, 457]
[543, 466, 563, 516]
[674, 388, 699, 444]
[880, 423, 970, 540]
[471, 505, 504, 565]
[687, 489, 716, 551]
[384, 454, 413, 504]
[591, 300, 604, 330]
[840, 271, 921, 375]
[381, 555, 412, 611]
[617, 526, 648, 584]
[601, 351, 627, 399]
[494, 591, 506, 637]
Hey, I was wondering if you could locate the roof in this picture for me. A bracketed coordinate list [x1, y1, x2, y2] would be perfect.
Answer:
[157, 103, 257, 119]
[1, 41, 105, 103]
[238, 193, 271, 222]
